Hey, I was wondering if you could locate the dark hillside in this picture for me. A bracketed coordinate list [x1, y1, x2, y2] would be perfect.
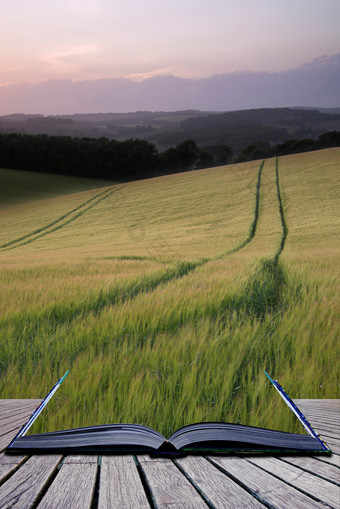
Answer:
[1, 108, 339, 154]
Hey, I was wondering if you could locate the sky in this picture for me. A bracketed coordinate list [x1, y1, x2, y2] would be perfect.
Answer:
[1, 0, 340, 86]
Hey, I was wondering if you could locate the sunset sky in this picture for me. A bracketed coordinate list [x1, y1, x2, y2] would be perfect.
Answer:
[1, 0, 339, 86]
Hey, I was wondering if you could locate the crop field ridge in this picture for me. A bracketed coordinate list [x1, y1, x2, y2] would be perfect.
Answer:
[223, 160, 265, 256]
[244, 157, 290, 318]
[0, 149, 338, 435]
[0, 261, 202, 334]
[274, 157, 288, 263]
[0, 161, 266, 349]
[0, 186, 120, 250]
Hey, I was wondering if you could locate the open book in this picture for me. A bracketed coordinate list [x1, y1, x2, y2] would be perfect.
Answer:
[7, 372, 331, 455]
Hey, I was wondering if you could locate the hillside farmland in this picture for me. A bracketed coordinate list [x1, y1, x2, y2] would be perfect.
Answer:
[0, 148, 339, 436]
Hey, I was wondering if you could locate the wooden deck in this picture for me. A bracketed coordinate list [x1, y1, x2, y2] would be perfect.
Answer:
[0, 399, 339, 508]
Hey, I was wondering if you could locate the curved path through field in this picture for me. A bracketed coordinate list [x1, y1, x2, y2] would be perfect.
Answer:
[1, 186, 121, 251]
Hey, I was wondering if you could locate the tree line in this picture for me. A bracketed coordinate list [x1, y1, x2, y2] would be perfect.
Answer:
[0, 134, 212, 181]
[0, 131, 339, 181]
[236, 131, 340, 162]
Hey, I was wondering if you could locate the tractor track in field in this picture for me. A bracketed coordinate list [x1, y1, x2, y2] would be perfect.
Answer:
[219, 160, 264, 257]
[1, 159, 293, 377]
[0, 261, 201, 337]
[0, 161, 266, 343]
[0, 186, 123, 251]
[274, 157, 288, 263]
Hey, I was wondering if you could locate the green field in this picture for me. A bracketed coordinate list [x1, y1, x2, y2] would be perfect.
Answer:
[0, 148, 339, 436]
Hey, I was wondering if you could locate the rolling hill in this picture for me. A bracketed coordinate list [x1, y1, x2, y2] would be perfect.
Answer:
[0, 148, 339, 435]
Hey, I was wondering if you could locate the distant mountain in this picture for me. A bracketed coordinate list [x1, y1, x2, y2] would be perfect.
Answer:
[0, 54, 339, 114]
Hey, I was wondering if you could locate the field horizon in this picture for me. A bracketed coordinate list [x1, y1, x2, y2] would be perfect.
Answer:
[0, 148, 339, 436]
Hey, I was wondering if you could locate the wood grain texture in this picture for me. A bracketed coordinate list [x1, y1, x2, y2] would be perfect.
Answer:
[312, 426, 340, 440]
[98, 455, 150, 509]
[0, 398, 42, 405]
[295, 399, 340, 406]
[138, 456, 208, 508]
[0, 460, 28, 484]
[0, 430, 20, 453]
[248, 456, 339, 507]
[0, 415, 36, 437]
[0, 410, 37, 426]
[0, 455, 62, 509]
[63, 455, 98, 464]
[295, 400, 340, 420]
[318, 437, 339, 454]
[281, 456, 340, 485]
[305, 418, 340, 430]
[0, 403, 41, 420]
[305, 412, 340, 420]
[209, 456, 324, 509]
[176, 455, 265, 508]
[0, 400, 43, 452]
[0, 401, 42, 421]
[315, 453, 340, 468]
[0, 399, 42, 407]
[0, 452, 27, 465]
[37, 462, 97, 509]
[0, 452, 28, 482]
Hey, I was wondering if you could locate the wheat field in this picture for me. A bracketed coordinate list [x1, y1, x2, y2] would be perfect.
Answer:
[0, 148, 339, 436]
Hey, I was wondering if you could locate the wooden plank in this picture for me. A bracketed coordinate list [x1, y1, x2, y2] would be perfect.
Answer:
[312, 426, 340, 440]
[313, 417, 339, 423]
[298, 403, 340, 413]
[98, 455, 151, 509]
[63, 455, 98, 464]
[0, 453, 27, 465]
[0, 412, 32, 426]
[310, 416, 340, 427]
[0, 455, 62, 509]
[138, 456, 208, 508]
[280, 456, 340, 485]
[0, 403, 41, 420]
[302, 406, 340, 416]
[321, 431, 339, 442]
[308, 421, 340, 434]
[299, 403, 340, 412]
[0, 401, 42, 420]
[295, 399, 340, 407]
[0, 399, 43, 404]
[306, 420, 339, 430]
[0, 428, 23, 453]
[176, 455, 265, 508]
[0, 400, 42, 408]
[0, 406, 41, 436]
[314, 427, 339, 437]
[301, 408, 340, 418]
[0, 453, 28, 484]
[314, 453, 340, 468]
[0, 413, 36, 434]
[0, 398, 42, 406]
[295, 401, 340, 422]
[37, 456, 98, 509]
[0, 400, 44, 452]
[0, 419, 33, 437]
[304, 416, 340, 427]
[296, 404, 340, 419]
[249, 456, 339, 507]
[209, 456, 325, 509]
